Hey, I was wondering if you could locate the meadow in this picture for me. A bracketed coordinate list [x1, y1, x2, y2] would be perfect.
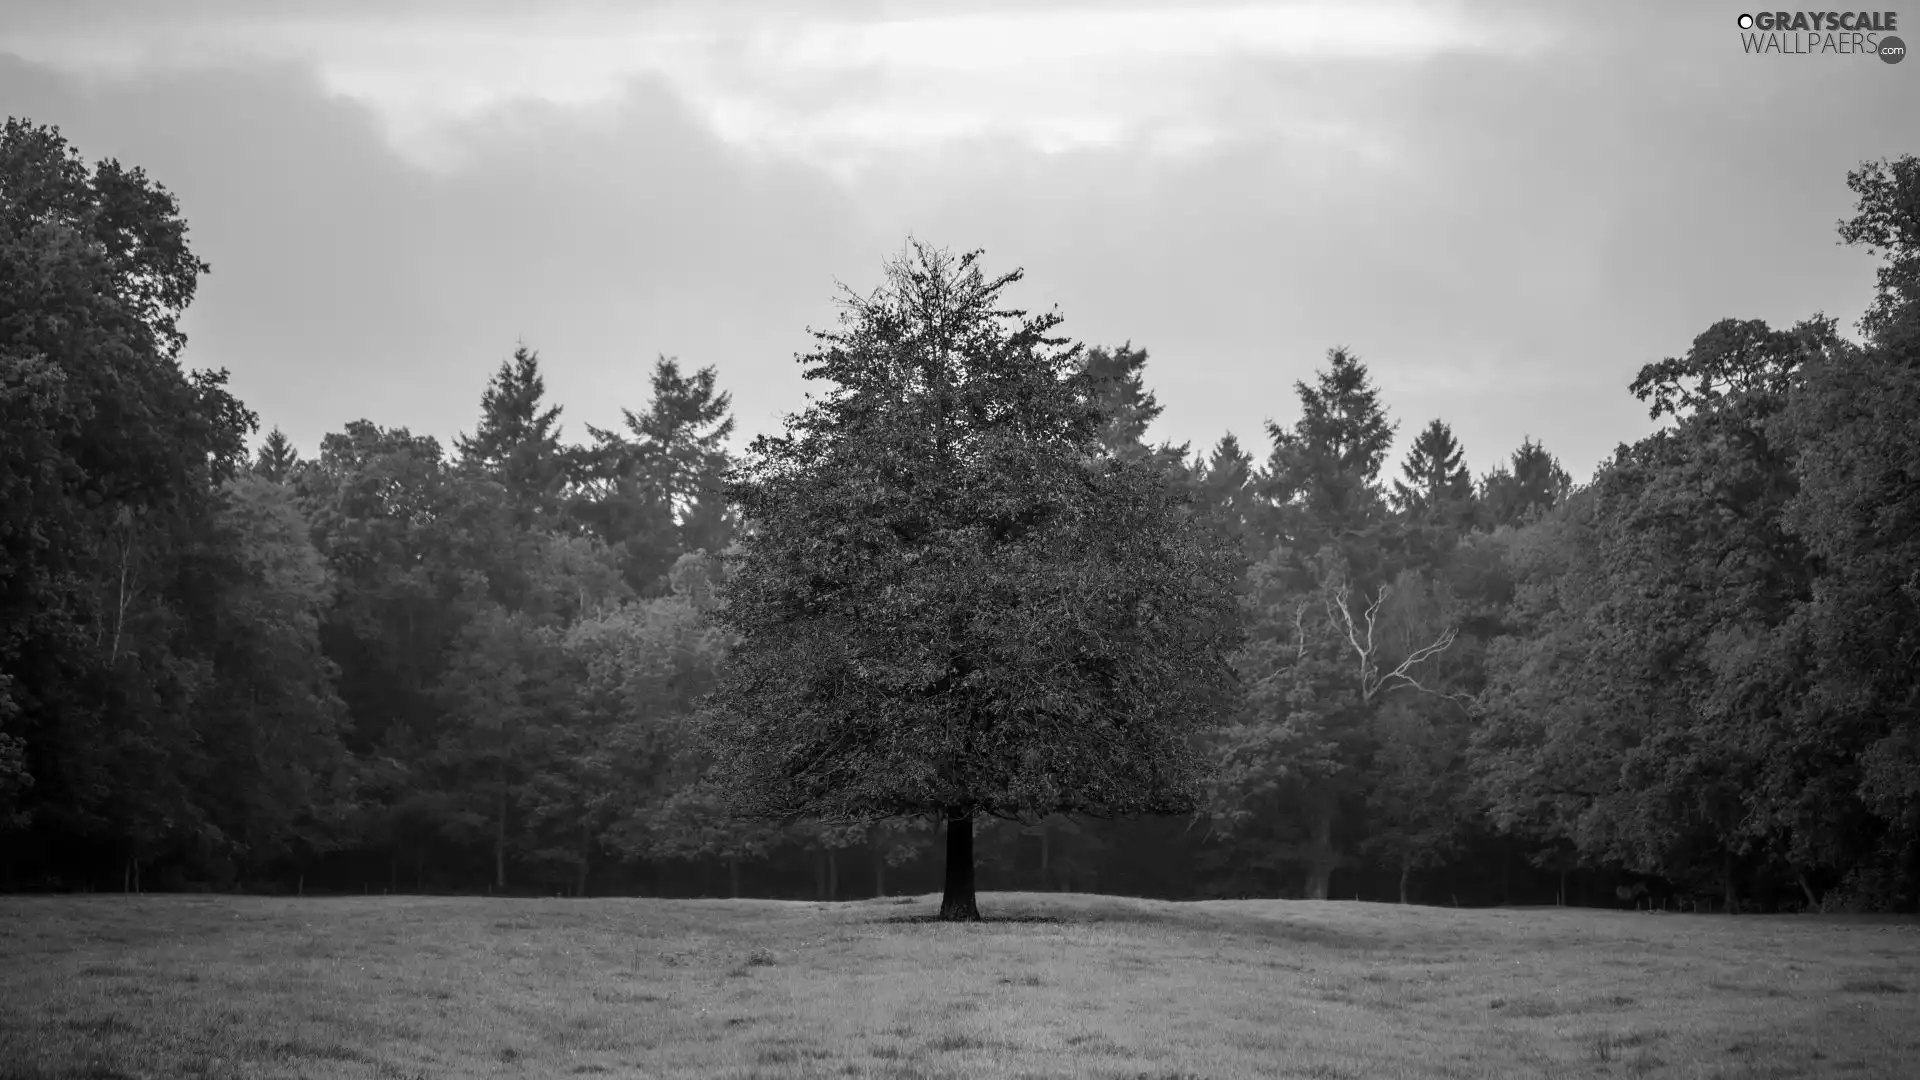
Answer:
[1, 891, 1915, 1080]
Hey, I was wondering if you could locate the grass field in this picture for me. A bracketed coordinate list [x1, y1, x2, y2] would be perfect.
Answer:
[1, 892, 1916, 1080]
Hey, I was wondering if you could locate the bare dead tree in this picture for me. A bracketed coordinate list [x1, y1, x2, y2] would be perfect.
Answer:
[1323, 581, 1469, 709]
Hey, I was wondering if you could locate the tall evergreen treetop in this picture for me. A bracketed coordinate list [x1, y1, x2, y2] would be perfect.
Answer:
[1391, 418, 1475, 523]
[1479, 437, 1573, 529]
[1257, 347, 1397, 585]
[581, 357, 735, 519]
[1080, 341, 1192, 470]
[456, 345, 566, 516]
[1263, 347, 1396, 533]
[252, 427, 301, 483]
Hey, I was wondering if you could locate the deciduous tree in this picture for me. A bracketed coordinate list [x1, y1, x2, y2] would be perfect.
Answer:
[699, 241, 1243, 920]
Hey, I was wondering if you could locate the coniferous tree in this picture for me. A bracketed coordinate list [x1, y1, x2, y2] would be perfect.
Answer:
[1479, 437, 1573, 529]
[1260, 347, 1398, 574]
[1392, 419, 1475, 529]
[575, 357, 737, 592]
[1210, 347, 1460, 900]
[456, 345, 568, 527]
[1079, 342, 1188, 471]
[252, 428, 302, 483]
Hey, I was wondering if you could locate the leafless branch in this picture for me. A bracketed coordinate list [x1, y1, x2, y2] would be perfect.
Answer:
[1324, 581, 1460, 704]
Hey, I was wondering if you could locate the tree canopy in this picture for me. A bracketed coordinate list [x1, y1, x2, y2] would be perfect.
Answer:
[697, 242, 1244, 919]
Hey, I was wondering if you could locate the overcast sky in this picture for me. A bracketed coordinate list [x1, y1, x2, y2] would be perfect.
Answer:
[3, 0, 1912, 482]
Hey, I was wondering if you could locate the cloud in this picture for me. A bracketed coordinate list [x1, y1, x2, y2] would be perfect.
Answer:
[2, 0, 1911, 487]
[2, 2, 1553, 173]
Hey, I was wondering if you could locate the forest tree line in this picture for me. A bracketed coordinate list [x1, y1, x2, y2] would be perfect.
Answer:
[2, 118, 1916, 912]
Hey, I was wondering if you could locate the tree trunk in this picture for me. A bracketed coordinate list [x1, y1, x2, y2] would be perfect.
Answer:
[1500, 841, 1511, 906]
[1398, 854, 1412, 905]
[1722, 856, 1740, 915]
[296, 871, 303, 898]
[813, 850, 827, 900]
[389, 855, 397, 894]
[494, 768, 508, 890]
[1796, 870, 1818, 910]
[1302, 801, 1336, 900]
[1558, 868, 1566, 907]
[578, 824, 592, 899]
[727, 855, 740, 899]
[123, 859, 131, 894]
[828, 848, 838, 901]
[1040, 827, 1052, 891]
[939, 809, 980, 921]
[874, 849, 886, 898]
[110, 533, 134, 665]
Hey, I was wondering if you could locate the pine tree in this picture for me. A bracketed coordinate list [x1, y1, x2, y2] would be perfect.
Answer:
[456, 345, 567, 524]
[1262, 346, 1398, 561]
[252, 427, 301, 483]
[1479, 437, 1572, 529]
[575, 357, 737, 591]
[1080, 342, 1186, 465]
[1392, 419, 1476, 563]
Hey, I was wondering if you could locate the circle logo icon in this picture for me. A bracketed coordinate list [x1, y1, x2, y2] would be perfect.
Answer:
[1882, 35, 1907, 63]
[1738, 13, 1754, 29]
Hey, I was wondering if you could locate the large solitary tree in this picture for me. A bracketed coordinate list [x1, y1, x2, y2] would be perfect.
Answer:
[698, 241, 1244, 920]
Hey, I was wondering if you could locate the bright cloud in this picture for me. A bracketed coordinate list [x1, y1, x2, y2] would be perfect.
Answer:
[0, 3, 1557, 172]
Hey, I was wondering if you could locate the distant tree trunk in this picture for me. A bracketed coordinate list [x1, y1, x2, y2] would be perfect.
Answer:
[577, 824, 591, 899]
[813, 851, 827, 900]
[1722, 856, 1740, 915]
[1040, 827, 1052, 891]
[1796, 870, 1818, 910]
[828, 848, 839, 901]
[939, 808, 980, 921]
[1557, 868, 1566, 907]
[1398, 854, 1412, 905]
[1302, 800, 1336, 900]
[727, 855, 740, 899]
[874, 850, 886, 898]
[1500, 842, 1511, 906]
[296, 871, 303, 897]
[388, 855, 397, 894]
[123, 859, 131, 894]
[494, 766, 508, 890]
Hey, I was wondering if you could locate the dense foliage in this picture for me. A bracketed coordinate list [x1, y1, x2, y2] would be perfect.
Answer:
[3, 117, 1916, 913]
[698, 244, 1244, 918]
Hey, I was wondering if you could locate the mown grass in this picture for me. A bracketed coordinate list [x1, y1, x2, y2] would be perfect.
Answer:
[2, 891, 1916, 1079]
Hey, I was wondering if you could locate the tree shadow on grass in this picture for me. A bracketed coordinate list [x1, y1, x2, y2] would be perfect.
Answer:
[873, 905, 1369, 949]
[880, 913, 1079, 925]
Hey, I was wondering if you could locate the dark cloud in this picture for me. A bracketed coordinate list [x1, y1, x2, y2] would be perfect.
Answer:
[0, 53, 877, 457]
